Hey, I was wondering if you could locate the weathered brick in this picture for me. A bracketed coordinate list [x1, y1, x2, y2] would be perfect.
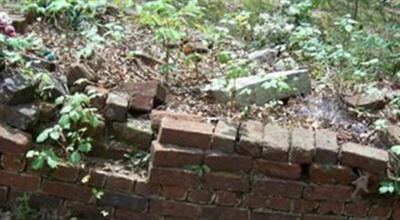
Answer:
[315, 129, 339, 164]
[42, 180, 92, 202]
[159, 117, 214, 150]
[150, 199, 201, 219]
[0, 171, 39, 191]
[200, 206, 249, 220]
[205, 152, 252, 173]
[98, 191, 147, 211]
[290, 128, 314, 164]
[85, 85, 108, 110]
[267, 196, 294, 212]
[262, 124, 289, 162]
[9, 190, 63, 209]
[0, 187, 8, 206]
[0, 123, 31, 154]
[252, 177, 304, 199]
[319, 201, 344, 215]
[303, 215, 346, 220]
[340, 142, 388, 175]
[51, 163, 79, 182]
[188, 190, 214, 204]
[115, 209, 158, 220]
[368, 204, 392, 218]
[304, 184, 352, 202]
[150, 110, 204, 131]
[105, 174, 134, 192]
[242, 194, 266, 209]
[212, 120, 238, 153]
[293, 199, 318, 214]
[2, 153, 26, 172]
[134, 181, 160, 198]
[344, 202, 369, 217]
[237, 121, 263, 157]
[252, 211, 301, 220]
[215, 191, 239, 206]
[204, 172, 249, 192]
[113, 118, 153, 150]
[66, 201, 113, 220]
[86, 169, 107, 187]
[309, 164, 356, 185]
[152, 141, 203, 168]
[149, 167, 200, 188]
[162, 185, 187, 201]
[254, 159, 301, 180]
[104, 92, 128, 122]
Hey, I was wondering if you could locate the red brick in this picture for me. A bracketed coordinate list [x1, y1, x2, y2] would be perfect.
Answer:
[212, 120, 238, 153]
[254, 159, 301, 180]
[242, 194, 266, 209]
[134, 181, 160, 198]
[290, 128, 314, 164]
[293, 199, 318, 214]
[188, 190, 214, 204]
[150, 110, 204, 131]
[42, 180, 92, 202]
[340, 142, 388, 175]
[0, 187, 8, 205]
[0, 171, 39, 191]
[66, 201, 114, 220]
[105, 174, 134, 192]
[51, 163, 79, 182]
[319, 201, 343, 215]
[252, 177, 304, 199]
[162, 185, 187, 201]
[149, 167, 200, 188]
[204, 172, 249, 192]
[150, 199, 200, 219]
[215, 191, 239, 206]
[159, 117, 214, 150]
[267, 196, 294, 211]
[200, 206, 249, 220]
[369, 204, 392, 218]
[99, 190, 147, 211]
[392, 207, 400, 219]
[315, 130, 339, 164]
[262, 124, 289, 162]
[2, 153, 26, 172]
[9, 190, 63, 209]
[86, 169, 107, 187]
[237, 121, 263, 157]
[252, 211, 300, 220]
[304, 185, 352, 202]
[344, 202, 369, 217]
[309, 164, 356, 185]
[152, 141, 203, 168]
[115, 209, 158, 220]
[0, 123, 31, 154]
[303, 215, 346, 220]
[205, 152, 252, 173]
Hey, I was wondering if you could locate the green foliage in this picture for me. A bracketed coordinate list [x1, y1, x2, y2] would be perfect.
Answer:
[27, 92, 102, 169]
[186, 164, 210, 177]
[380, 145, 400, 196]
[14, 193, 38, 220]
[125, 151, 151, 172]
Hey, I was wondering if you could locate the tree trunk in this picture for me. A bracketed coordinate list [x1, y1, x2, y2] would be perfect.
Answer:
[352, 0, 359, 20]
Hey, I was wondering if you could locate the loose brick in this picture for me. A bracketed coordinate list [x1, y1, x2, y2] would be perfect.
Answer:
[204, 172, 249, 192]
[212, 119, 238, 153]
[205, 152, 252, 173]
[113, 118, 153, 150]
[309, 164, 356, 185]
[86, 169, 107, 187]
[340, 142, 388, 175]
[344, 202, 369, 217]
[105, 174, 134, 192]
[2, 153, 26, 172]
[152, 141, 203, 168]
[319, 201, 344, 215]
[252, 211, 300, 220]
[51, 163, 79, 182]
[237, 121, 264, 157]
[104, 92, 128, 122]
[242, 194, 266, 209]
[0, 171, 39, 191]
[162, 185, 187, 201]
[115, 209, 157, 220]
[134, 181, 160, 198]
[215, 191, 239, 206]
[315, 129, 339, 164]
[303, 215, 346, 220]
[293, 199, 318, 214]
[159, 117, 214, 150]
[0, 123, 31, 154]
[42, 180, 92, 202]
[188, 190, 214, 204]
[254, 159, 301, 180]
[150, 110, 204, 131]
[267, 196, 294, 211]
[149, 167, 200, 188]
[290, 128, 314, 164]
[200, 206, 249, 220]
[252, 177, 304, 199]
[98, 191, 147, 211]
[304, 184, 352, 202]
[262, 124, 290, 162]
[150, 199, 201, 219]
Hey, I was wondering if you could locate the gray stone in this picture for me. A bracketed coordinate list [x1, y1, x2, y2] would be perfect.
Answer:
[380, 124, 400, 146]
[112, 118, 153, 150]
[343, 94, 386, 110]
[0, 103, 39, 131]
[66, 63, 96, 86]
[0, 74, 37, 105]
[248, 48, 277, 63]
[104, 93, 128, 122]
[206, 69, 311, 106]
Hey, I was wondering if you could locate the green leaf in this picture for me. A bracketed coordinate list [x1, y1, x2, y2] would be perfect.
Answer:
[50, 129, 61, 141]
[391, 145, 400, 156]
[32, 157, 45, 170]
[36, 128, 51, 143]
[69, 151, 81, 166]
[59, 115, 71, 129]
[55, 96, 65, 105]
[379, 182, 395, 194]
[78, 141, 92, 153]
[45, 149, 59, 169]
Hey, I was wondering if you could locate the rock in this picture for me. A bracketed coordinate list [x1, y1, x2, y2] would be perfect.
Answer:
[84, 85, 108, 110]
[0, 103, 39, 131]
[104, 92, 128, 122]
[182, 42, 209, 55]
[112, 118, 153, 150]
[39, 102, 57, 123]
[66, 63, 96, 86]
[380, 124, 400, 146]
[248, 48, 277, 63]
[37, 73, 68, 100]
[115, 81, 167, 114]
[206, 69, 311, 106]
[0, 123, 32, 155]
[10, 14, 26, 34]
[0, 73, 37, 105]
[150, 110, 205, 132]
[343, 94, 386, 110]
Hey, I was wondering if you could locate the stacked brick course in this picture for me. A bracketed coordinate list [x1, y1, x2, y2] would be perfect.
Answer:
[0, 113, 396, 219]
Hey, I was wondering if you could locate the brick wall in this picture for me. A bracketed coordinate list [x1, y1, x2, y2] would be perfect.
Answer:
[0, 113, 397, 220]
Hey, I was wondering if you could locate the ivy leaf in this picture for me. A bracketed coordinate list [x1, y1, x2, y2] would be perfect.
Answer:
[50, 129, 61, 141]
[36, 128, 51, 143]
[59, 115, 71, 129]
[78, 142, 92, 153]
[379, 182, 395, 194]
[45, 149, 59, 169]
[32, 157, 45, 170]
[69, 151, 81, 166]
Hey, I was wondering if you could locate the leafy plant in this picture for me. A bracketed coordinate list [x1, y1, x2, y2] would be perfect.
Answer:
[380, 145, 400, 196]
[186, 164, 210, 177]
[14, 193, 38, 220]
[125, 151, 151, 172]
